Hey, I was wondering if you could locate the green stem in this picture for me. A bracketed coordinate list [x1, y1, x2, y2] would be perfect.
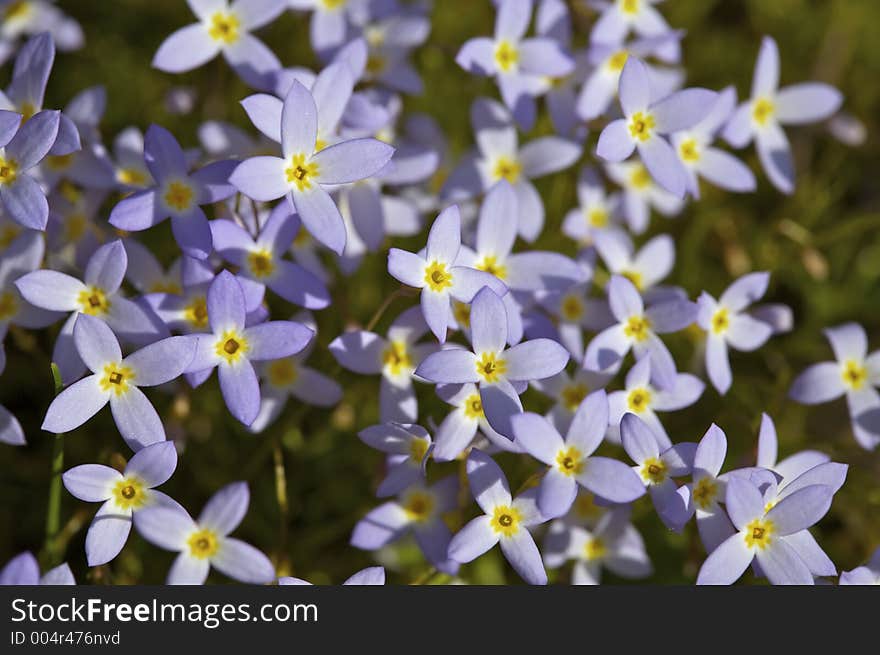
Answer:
[43, 363, 65, 565]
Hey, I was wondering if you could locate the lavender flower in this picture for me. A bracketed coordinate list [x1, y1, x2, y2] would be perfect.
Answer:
[0, 551, 74, 585]
[604, 160, 684, 234]
[279, 566, 386, 585]
[839, 548, 880, 585]
[431, 382, 511, 461]
[358, 422, 433, 497]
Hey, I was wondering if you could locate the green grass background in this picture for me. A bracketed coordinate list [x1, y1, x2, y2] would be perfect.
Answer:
[1, 0, 878, 584]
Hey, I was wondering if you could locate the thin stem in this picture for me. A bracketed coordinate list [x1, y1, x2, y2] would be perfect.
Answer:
[409, 566, 438, 585]
[43, 363, 65, 566]
[365, 285, 411, 333]
[273, 440, 290, 575]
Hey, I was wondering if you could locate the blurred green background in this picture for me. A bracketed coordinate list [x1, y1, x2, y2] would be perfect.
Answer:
[1, 0, 879, 584]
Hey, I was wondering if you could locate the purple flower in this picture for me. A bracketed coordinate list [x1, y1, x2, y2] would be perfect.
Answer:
[594, 229, 675, 295]
[530, 368, 612, 435]
[536, 279, 615, 361]
[62, 441, 181, 565]
[697, 272, 773, 394]
[543, 506, 652, 585]
[619, 413, 695, 530]
[584, 274, 696, 391]
[512, 390, 645, 519]
[415, 286, 569, 437]
[432, 382, 512, 461]
[456, 0, 574, 129]
[0, 403, 24, 445]
[153, 0, 285, 89]
[15, 239, 170, 383]
[134, 481, 275, 585]
[448, 449, 547, 585]
[108, 125, 237, 260]
[351, 475, 460, 575]
[696, 475, 834, 585]
[562, 167, 623, 245]
[387, 205, 506, 342]
[755, 413, 833, 483]
[279, 566, 386, 586]
[722, 36, 842, 194]
[604, 160, 684, 234]
[0, 551, 74, 585]
[288, 0, 354, 59]
[789, 323, 880, 450]
[607, 356, 704, 449]
[41, 314, 196, 450]
[358, 422, 433, 497]
[590, 0, 678, 62]
[185, 270, 313, 425]
[596, 57, 716, 197]
[329, 306, 437, 423]
[839, 547, 880, 585]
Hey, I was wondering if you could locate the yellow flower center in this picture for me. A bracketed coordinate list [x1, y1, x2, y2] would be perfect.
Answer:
[402, 490, 435, 523]
[366, 53, 386, 75]
[711, 307, 730, 335]
[117, 167, 148, 187]
[382, 340, 412, 376]
[320, 0, 346, 8]
[679, 138, 700, 163]
[621, 270, 643, 291]
[692, 476, 719, 510]
[77, 287, 111, 316]
[752, 98, 775, 126]
[0, 291, 17, 320]
[490, 505, 522, 537]
[46, 153, 74, 171]
[410, 436, 430, 462]
[314, 137, 328, 152]
[494, 40, 519, 72]
[4, 1, 31, 21]
[463, 393, 484, 419]
[99, 362, 135, 396]
[623, 315, 651, 342]
[556, 446, 584, 476]
[208, 11, 240, 44]
[640, 457, 667, 485]
[163, 181, 194, 212]
[628, 111, 656, 142]
[607, 49, 629, 72]
[184, 296, 208, 329]
[620, 0, 640, 15]
[561, 294, 585, 321]
[561, 383, 588, 412]
[627, 387, 652, 413]
[453, 301, 471, 328]
[629, 164, 651, 190]
[285, 153, 319, 192]
[268, 358, 298, 387]
[587, 207, 609, 228]
[111, 476, 147, 511]
[475, 351, 506, 383]
[187, 528, 219, 559]
[841, 359, 868, 391]
[583, 537, 607, 561]
[0, 156, 18, 185]
[149, 279, 182, 294]
[423, 261, 453, 292]
[475, 255, 507, 280]
[743, 518, 774, 550]
[491, 156, 521, 184]
[247, 249, 275, 279]
[0, 224, 21, 249]
[214, 329, 249, 365]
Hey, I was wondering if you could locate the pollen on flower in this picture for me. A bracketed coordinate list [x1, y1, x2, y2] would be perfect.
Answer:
[841, 359, 867, 390]
[111, 477, 147, 511]
[490, 504, 522, 537]
[621, 269, 643, 290]
[640, 457, 667, 485]
[382, 340, 412, 376]
[475, 351, 506, 383]
[587, 207, 609, 228]
[285, 153, 320, 192]
[629, 164, 652, 190]
[752, 98, 775, 126]
[423, 260, 453, 292]
[463, 393, 484, 419]
[163, 180, 194, 212]
[561, 293, 584, 321]
[627, 387, 652, 413]
[117, 167, 148, 187]
[0, 291, 17, 320]
[99, 362, 135, 396]
[493, 39, 519, 72]
[77, 286, 111, 316]
[491, 156, 521, 184]
[710, 307, 730, 335]
[0, 156, 19, 185]
[475, 254, 507, 280]
[184, 296, 208, 329]
[561, 383, 588, 412]
[208, 11, 240, 44]
[268, 358, 298, 387]
[187, 528, 219, 559]
[214, 329, 249, 365]
[678, 138, 701, 164]
[743, 518, 774, 550]
[620, 0, 640, 15]
[692, 476, 719, 510]
[628, 111, 656, 142]
[583, 537, 607, 561]
[453, 301, 471, 328]
[409, 436, 430, 462]
[247, 249, 275, 279]
[556, 446, 584, 476]
[623, 315, 651, 342]
[402, 489, 435, 523]
[607, 50, 629, 72]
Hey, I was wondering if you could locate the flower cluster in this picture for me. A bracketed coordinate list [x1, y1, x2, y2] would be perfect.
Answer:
[0, 0, 874, 587]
